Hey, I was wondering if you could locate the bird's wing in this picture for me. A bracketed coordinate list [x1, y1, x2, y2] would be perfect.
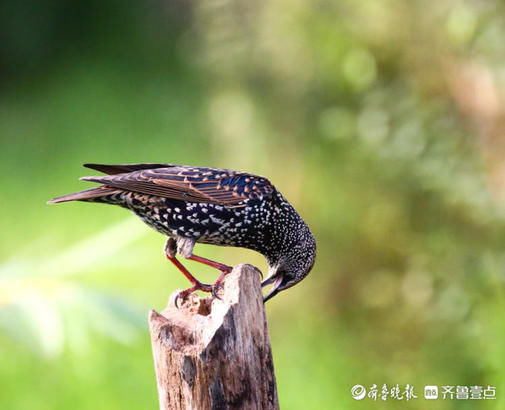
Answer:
[83, 163, 173, 175]
[81, 165, 274, 206]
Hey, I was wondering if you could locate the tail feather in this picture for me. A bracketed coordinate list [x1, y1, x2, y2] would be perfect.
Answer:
[48, 163, 175, 204]
[47, 186, 122, 204]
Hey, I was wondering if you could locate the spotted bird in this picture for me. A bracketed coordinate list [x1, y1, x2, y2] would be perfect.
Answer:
[48, 163, 316, 304]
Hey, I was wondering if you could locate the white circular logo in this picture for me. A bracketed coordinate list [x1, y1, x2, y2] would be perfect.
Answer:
[351, 384, 366, 400]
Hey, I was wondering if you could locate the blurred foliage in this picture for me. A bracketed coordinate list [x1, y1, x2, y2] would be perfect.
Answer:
[1, 0, 505, 409]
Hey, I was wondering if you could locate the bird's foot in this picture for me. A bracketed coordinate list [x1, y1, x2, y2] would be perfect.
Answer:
[209, 267, 234, 300]
[175, 282, 213, 308]
[211, 281, 224, 300]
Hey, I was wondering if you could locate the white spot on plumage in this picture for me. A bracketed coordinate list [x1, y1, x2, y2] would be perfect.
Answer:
[210, 215, 224, 224]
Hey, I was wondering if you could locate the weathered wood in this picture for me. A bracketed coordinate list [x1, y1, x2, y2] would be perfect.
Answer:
[149, 264, 279, 410]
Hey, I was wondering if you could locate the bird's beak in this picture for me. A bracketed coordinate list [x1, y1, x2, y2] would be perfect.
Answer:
[262, 274, 284, 303]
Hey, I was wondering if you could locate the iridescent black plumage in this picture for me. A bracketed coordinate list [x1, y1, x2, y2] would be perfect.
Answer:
[48, 163, 316, 301]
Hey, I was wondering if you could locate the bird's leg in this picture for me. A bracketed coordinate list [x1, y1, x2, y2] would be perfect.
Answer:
[186, 254, 233, 298]
[164, 238, 213, 307]
[163, 237, 233, 302]
[187, 254, 233, 274]
[166, 255, 212, 290]
[166, 255, 213, 307]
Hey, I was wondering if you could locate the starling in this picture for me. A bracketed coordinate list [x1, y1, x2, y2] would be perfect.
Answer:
[48, 163, 316, 304]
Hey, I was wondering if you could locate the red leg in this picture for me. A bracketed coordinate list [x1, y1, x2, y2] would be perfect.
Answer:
[187, 254, 232, 273]
[166, 255, 213, 306]
[187, 254, 233, 298]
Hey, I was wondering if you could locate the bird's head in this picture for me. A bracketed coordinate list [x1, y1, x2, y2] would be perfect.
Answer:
[262, 225, 316, 302]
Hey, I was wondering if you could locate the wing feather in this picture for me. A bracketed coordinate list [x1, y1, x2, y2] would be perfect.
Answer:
[80, 165, 274, 206]
[83, 163, 173, 175]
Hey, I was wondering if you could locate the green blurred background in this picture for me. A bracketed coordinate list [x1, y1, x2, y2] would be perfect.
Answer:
[1, 0, 505, 409]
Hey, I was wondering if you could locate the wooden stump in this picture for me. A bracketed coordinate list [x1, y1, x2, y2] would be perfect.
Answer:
[148, 264, 279, 410]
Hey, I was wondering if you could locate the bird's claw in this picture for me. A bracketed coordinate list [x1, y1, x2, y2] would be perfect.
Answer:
[211, 284, 222, 300]
[174, 292, 183, 309]
[175, 290, 195, 309]
[252, 265, 263, 279]
[174, 282, 212, 309]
